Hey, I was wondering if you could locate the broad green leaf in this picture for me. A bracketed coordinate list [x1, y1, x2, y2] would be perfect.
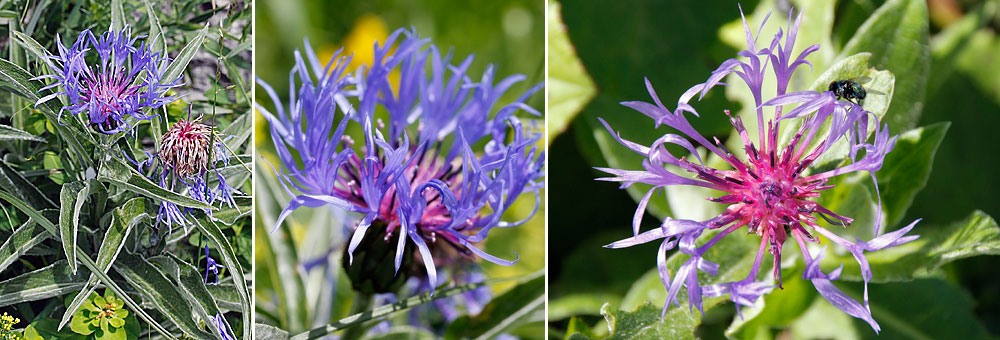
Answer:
[839, 0, 930, 132]
[112, 251, 217, 339]
[789, 293, 862, 339]
[0, 123, 44, 142]
[0, 160, 56, 209]
[549, 293, 622, 321]
[823, 210, 1000, 282]
[110, 0, 125, 34]
[58, 181, 89, 274]
[162, 25, 208, 87]
[618, 269, 666, 312]
[566, 302, 667, 340]
[547, 2, 596, 145]
[876, 122, 949, 228]
[60, 197, 148, 331]
[0, 220, 46, 274]
[0, 261, 86, 306]
[97, 155, 214, 210]
[564, 317, 599, 340]
[255, 323, 289, 340]
[23, 318, 87, 340]
[568, 229, 761, 340]
[194, 218, 251, 338]
[0, 190, 176, 339]
[142, 0, 166, 62]
[445, 273, 544, 340]
[839, 279, 991, 340]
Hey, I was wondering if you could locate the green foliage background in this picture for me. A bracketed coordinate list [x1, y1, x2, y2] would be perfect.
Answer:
[548, 0, 1000, 339]
[0, 1, 252, 339]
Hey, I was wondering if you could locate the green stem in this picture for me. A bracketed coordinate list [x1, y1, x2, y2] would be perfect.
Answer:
[340, 291, 374, 340]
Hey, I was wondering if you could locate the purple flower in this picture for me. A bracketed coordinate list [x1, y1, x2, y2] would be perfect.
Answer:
[208, 312, 235, 340]
[204, 244, 226, 285]
[34, 26, 180, 134]
[127, 113, 240, 233]
[599, 6, 918, 332]
[257, 28, 544, 294]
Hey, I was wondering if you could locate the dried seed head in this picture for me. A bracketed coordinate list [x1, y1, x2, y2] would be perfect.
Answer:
[159, 119, 213, 178]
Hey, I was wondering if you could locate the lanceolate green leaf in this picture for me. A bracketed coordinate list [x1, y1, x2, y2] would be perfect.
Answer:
[0, 161, 56, 209]
[166, 253, 234, 338]
[113, 252, 219, 340]
[876, 122, 949, 228]
[0, 221, 46, 274]
[823, 210, 1000, 282]
[110, 0, 125, 33]
[143, 0, 167, 62]
[839, 0, 930, 132]
[0, 261, 86, 307]
[0, 124, 45, 142]
[255, 324, 290, 340]
[58, 181, 88, 274]
[97, 155, 215, 210]
[162, 25, 208, 87]
[59, 197, 148, 331]
[10, 31, 50, 63]
[195, 218, 251, 338]
[0, 189, 176, 339]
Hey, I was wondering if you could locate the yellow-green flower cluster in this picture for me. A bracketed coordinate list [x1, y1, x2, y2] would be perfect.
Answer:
[0, 313, 20, 340]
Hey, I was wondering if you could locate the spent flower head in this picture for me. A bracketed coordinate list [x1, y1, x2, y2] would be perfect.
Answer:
[258, 28, 544, 295]
[599, 6, 918, 333]
[34, 26, 180, 134]
[129, 109, 239, 233]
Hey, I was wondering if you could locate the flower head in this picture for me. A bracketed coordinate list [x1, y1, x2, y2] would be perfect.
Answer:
[599, 7, 918, 332]
[258, 28, 544, 294]
[128, 111, 239, 233]
[34, 26, 180, 134]
[160, 118, 214, 178]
